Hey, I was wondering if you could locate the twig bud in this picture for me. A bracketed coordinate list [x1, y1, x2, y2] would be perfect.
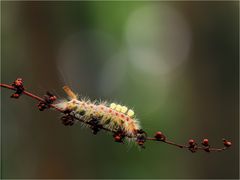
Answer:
[11, 78, 24, 98]
[223, 139, 232, 147]
[37, 92, 57, 111]
[188, 139, 195, 146]
[202, 138, 209, 146]
[155, 131, 166, 141]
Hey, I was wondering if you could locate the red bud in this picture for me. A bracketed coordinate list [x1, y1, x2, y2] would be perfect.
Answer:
[224, 141, 232, 147]
[11, 93, 20, 98]
[114, 135, 121, 142]
[202, 138, 209, 146]
[155, 131, 165, 140]
[188, 139, 195, 145]
[50, 96, 57, 101]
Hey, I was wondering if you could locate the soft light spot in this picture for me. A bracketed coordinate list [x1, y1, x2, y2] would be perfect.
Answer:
[125, 5, 191, 76]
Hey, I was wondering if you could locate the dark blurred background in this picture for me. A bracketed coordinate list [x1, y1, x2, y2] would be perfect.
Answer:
[1, 1, 239, 179]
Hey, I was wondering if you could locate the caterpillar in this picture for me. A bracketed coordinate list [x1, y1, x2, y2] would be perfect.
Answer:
[0, 78, 232, 152]
[56, 86, 142, 141]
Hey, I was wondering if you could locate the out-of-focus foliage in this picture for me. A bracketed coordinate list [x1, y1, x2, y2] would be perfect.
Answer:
[1, 1, 239, 179]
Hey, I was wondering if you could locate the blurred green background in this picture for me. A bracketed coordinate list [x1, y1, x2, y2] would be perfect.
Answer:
[1, 1, 239, 179]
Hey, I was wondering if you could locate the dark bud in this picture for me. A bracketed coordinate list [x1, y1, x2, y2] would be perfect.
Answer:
[11, 78, 24, 98]
[113, 130, 125, 143]
[202, 138, 209, 146]
[11, 93, 20, 99]
[37, 102, 48, 111]
[188, 139, 197, 153]
[223, 139, 232, 147]
[114, 135, 121, 142]
[155, 131, 166, 141]
[38, 92, 57, 111]
[113, 135, 124, 143]
[202, 139, 210, 152]
[61, 115, 74, 126]
[49, 96, 57, 102]
[12, 78, 23, 87]
[43, 92, 57, 104]
[188, 139, 195, 146]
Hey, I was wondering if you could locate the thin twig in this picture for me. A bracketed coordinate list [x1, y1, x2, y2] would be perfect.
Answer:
[0, 80, 232, 152]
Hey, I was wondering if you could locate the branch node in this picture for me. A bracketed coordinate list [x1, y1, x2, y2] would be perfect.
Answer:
[188, 139, 197, 153]
[10, 78, 24, 98]
[61, 114, 75, 126]
[154, 131, 166, 141]
[37, 91, 57, 111]
[223, 138, 232, 147]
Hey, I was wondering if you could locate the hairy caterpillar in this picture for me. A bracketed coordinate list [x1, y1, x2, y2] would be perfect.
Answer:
[57, 86, 141, 139]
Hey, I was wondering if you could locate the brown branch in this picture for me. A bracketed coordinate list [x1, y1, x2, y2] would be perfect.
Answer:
[146, 136, 229, 152]
[0, 78, 232, 153]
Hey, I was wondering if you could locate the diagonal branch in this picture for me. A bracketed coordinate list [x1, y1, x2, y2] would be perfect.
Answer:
[0, 79, 232, 153]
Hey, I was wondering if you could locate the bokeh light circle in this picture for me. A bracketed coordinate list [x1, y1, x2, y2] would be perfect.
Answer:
[125, 5, 192, 76]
